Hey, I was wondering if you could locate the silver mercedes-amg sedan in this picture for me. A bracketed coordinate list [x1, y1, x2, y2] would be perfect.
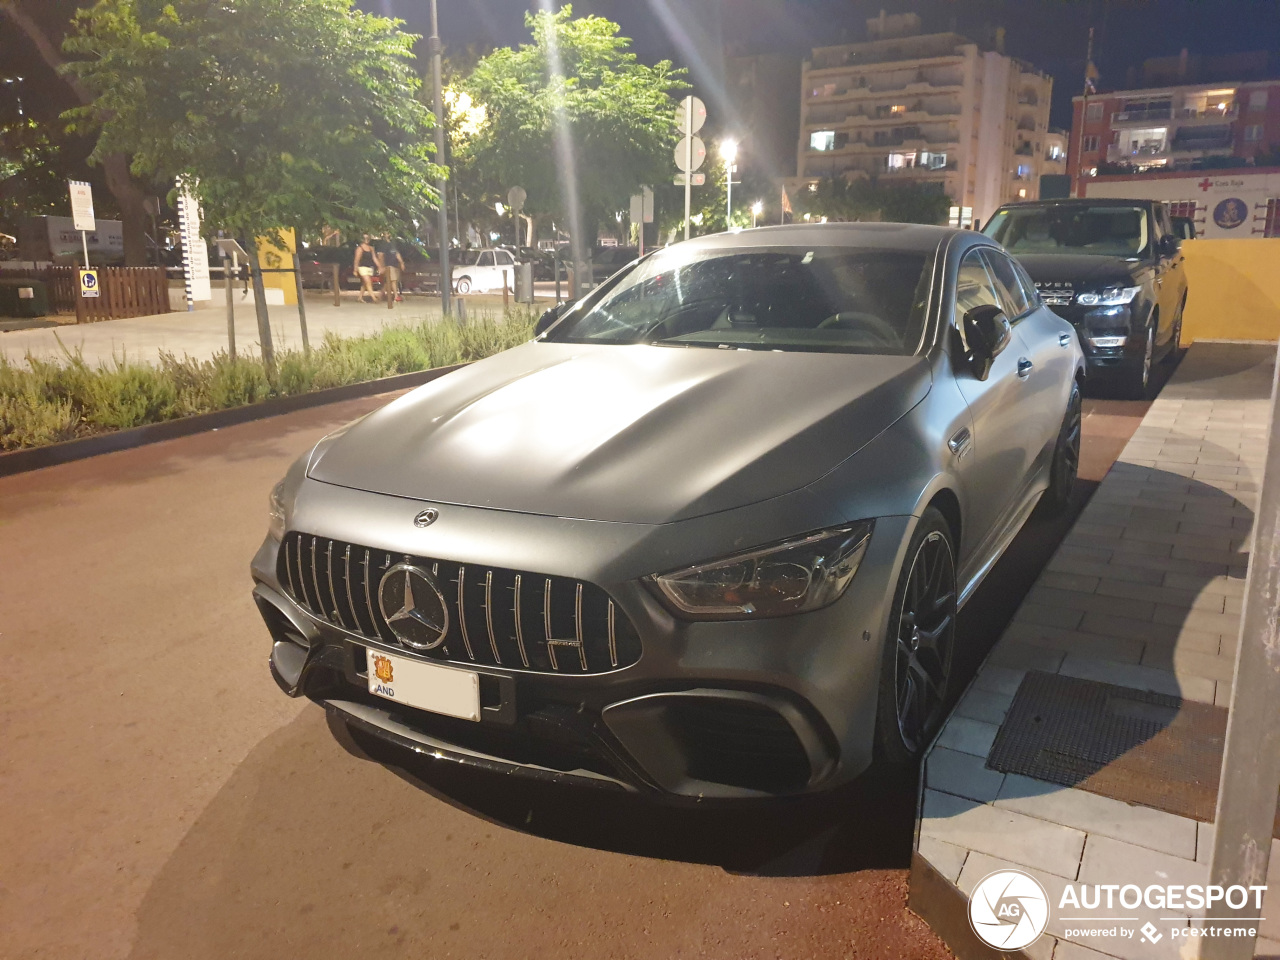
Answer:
[251, 223, 1084, 800]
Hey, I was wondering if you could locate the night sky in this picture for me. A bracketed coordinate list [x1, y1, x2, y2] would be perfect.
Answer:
[363, 0, 1280, 130]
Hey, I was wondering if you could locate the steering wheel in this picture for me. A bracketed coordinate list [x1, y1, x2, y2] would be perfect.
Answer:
[817, 311, 900, 345]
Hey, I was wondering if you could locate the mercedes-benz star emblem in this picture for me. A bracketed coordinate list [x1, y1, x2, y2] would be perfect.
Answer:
[414, 508, 439, 528]
[377, 562, 449, 650]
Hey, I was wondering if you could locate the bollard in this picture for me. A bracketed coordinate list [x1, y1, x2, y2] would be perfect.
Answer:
[456, 297, 467, 323]
[331, 263, 340, 307]
[503, 269, 510, 310]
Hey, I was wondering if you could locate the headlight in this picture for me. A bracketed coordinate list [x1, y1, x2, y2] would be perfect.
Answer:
[268, 480, 287, 540]
[1076, 285, 1140, 306]
[648, 521, 874, 620]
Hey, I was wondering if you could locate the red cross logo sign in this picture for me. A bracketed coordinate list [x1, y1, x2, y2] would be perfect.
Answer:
[1198, 178, 1214, 192]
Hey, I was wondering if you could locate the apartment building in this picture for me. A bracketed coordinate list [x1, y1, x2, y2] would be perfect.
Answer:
[791, 12, 1053, 224]
[1069, 74, 1280, 185]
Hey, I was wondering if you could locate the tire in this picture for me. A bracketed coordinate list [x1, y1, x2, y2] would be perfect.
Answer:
[874, 507, 958, 766]
[455, 276, 472, 294]
[1038, 381, 1082, 516]
[1125, 320, 1155, 400]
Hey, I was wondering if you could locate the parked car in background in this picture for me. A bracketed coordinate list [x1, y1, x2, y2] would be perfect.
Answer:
[252, 223, 1084, 801]
[452, 247, 518, 294]
[519, 246, 556, 281]
[591, 246, 639, 282]
[983, 198, 1187, 398]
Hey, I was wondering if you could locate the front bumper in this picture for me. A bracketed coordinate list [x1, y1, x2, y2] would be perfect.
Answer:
[1047, 302, 1144, 377]
[251, 479, 912, 800]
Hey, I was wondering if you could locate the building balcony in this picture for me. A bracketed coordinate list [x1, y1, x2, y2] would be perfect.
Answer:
[1171, 126, 1234, 153]
[1111, 108, 1174, 125]
[1178, 104, 1239, 124]
[1107, 143, 1170, 163]
[1014, 143, 1035, 156]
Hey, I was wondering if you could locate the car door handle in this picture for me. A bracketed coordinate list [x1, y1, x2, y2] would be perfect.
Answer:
[948, 427, 973, 459]
[1017, 358, 1034, 379]
[1058, 333, 1072, 348]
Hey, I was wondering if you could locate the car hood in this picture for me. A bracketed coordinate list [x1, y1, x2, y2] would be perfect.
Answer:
[308, 341, 931, 524]
[1015, 253, 1144, 287]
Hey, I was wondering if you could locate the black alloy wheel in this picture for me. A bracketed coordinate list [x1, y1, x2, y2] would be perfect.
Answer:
[875, 508, 957, 764]
[1038, 382, 1082, 516]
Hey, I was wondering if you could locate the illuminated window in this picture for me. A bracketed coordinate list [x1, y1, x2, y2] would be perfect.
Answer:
[918, 151, 947, 170]
[890, 104, 907, 114]
[887, 151, 917, 169]
[812, 83, 836, 98]
[809, 130, 836, 151]
[1046, 143, 1064, 161]
[1018, 188, 1028, 198]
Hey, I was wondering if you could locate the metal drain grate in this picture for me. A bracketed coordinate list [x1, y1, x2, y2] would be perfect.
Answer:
[986, 671, 1228, 823]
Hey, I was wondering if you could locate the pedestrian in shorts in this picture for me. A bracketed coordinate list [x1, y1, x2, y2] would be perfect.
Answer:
[353, 234, 379, 303]
[377, 235, 406, 303]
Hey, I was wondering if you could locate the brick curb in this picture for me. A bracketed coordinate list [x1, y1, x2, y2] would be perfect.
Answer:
[0, 362, 467, 478]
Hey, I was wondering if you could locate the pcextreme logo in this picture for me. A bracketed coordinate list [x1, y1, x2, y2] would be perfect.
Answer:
[969, 870, 1050, 950]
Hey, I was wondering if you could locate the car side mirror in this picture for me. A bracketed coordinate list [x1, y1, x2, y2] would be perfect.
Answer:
[534, 300, 574, 336]
[963, 304, 1012, 381]
[1161, 235, 1182, 256]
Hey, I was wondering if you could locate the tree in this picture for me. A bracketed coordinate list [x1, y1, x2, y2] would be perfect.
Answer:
[1, 0, 154, 263]
[457, 7, 686, 257]
[64, 0, 442, 241]
[791, 176, 951, 225]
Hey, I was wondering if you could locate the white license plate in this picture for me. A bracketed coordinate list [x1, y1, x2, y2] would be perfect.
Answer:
[365, 648, 480, 722]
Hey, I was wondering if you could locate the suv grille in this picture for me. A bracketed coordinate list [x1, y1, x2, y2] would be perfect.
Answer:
[279, 533, 641, 674]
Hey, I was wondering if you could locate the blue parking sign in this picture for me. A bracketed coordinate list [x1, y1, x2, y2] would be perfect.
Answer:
[80, 269, 100, 298]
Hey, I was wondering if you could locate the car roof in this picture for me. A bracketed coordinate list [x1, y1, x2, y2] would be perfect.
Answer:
[994, 198, 1157, 210]
[676, 221, 976, 254]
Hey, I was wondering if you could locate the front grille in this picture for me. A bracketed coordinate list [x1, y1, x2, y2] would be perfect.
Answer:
[279, 532, 641, 674]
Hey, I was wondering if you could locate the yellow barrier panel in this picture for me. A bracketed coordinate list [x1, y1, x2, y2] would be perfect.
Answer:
[1182, 238, 1280, 343]
[255, 228, 298, 306]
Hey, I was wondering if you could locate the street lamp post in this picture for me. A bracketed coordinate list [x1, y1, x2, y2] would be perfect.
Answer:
[751, 200, 763, 229]
[720, 139, 737, 229]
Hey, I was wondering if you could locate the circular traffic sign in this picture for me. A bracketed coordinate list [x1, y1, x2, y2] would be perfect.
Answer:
[674, 135, 706, 173]
[676, 96, 706, 135]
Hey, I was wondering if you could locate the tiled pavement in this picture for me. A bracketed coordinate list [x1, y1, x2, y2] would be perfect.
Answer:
[913, 343, 1278, 960]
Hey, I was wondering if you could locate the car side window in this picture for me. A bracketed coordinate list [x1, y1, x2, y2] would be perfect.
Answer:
[478, 252, 495, 267]
[497, 251, 514, 266]
[1012, 259, 1040, 308]
[954, 250, 1003, 348]
[981, 250, 1032, 320]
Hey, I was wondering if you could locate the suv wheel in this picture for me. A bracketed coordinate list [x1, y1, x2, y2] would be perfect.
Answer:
[874, 507, 957, 765]
[1038, 382, 1081, 516]
[1126, 321, 1155, 400]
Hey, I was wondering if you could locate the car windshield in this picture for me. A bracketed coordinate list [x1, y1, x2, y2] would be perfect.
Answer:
[984, 205, 1150, 257]
[545, 245, 932, 355]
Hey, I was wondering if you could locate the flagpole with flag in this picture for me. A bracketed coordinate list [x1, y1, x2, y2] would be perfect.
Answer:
[1076, 28, 1099, 197]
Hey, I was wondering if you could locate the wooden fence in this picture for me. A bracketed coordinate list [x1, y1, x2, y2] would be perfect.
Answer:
[2, 266, 171, 321]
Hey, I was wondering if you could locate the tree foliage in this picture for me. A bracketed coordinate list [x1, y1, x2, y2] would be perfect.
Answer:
[0, 118, 67, 225]
[456, 6, 686, 237]
[63, 0, 444, 239]
[791, 176, 951, 225]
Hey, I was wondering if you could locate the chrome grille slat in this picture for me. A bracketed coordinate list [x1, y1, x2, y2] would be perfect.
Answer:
[513, 574, 530, 668]
[483, 570, 502, 664]
[277, 533, 639, 675]
[456, 565, 475, 661]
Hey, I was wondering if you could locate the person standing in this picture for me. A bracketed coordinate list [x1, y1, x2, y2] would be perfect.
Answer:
[353, 234, 379, 303]
[377, 235, 406, 303]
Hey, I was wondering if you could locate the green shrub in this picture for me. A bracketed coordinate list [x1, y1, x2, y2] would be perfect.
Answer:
[0, 310, 537, 451]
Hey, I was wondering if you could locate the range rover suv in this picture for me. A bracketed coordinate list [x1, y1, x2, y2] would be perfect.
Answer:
[983, 198, 1187, 397]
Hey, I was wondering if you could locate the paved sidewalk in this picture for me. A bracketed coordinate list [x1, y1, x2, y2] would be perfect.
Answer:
[0, 290, 541, 368]
[912, 343, 1276, 960]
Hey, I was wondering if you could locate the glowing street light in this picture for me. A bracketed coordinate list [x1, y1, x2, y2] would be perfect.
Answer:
[494, 201, 506, 217]
[751, 200, 763, 228]
[720, 139, 738, 229]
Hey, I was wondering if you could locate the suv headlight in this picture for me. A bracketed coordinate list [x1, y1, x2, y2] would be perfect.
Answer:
[1076, 285, 1140, 306]
[647, 521, 874, 620]
[268, 480, 287, 540]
